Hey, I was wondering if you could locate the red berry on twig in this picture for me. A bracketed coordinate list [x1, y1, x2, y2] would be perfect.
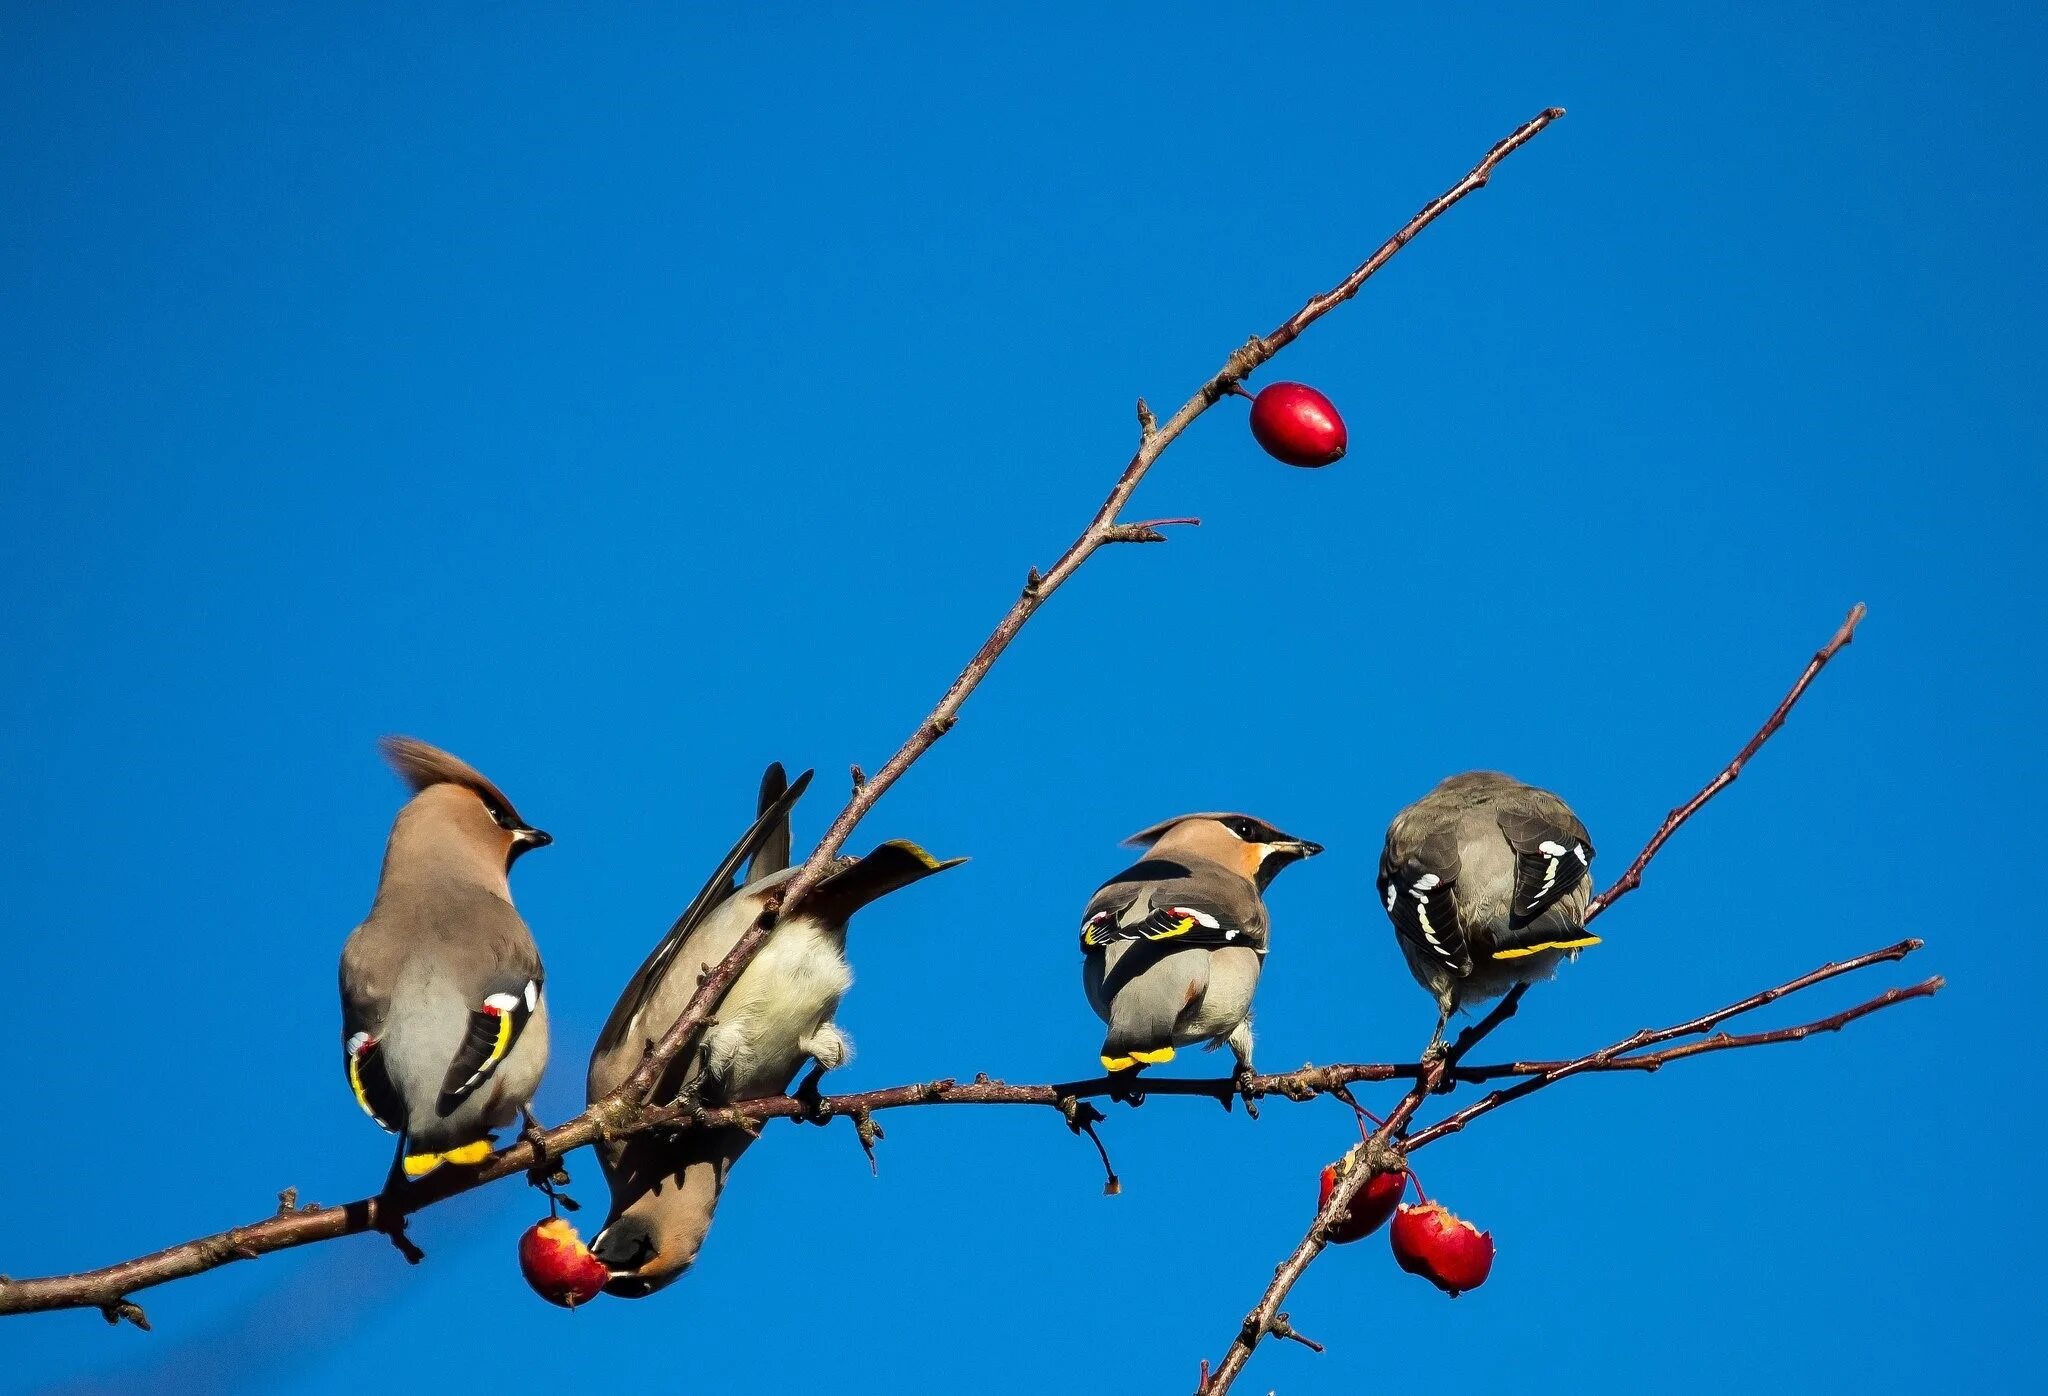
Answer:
[1248, 382, 1347, 467]
[1318, 1158, 1407, 1243]
[1389, 1202, 1495, 1296]
[518, 1216, 609, 1308]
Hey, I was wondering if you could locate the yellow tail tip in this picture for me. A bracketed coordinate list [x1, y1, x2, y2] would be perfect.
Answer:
[1130, 1046, 1176, 1065]
[1492, 934, 1601, 961]
[1101, 1054, 1135, 1072]
[441, 1138, 495, 1166]
[402, 1137, 495, 1178]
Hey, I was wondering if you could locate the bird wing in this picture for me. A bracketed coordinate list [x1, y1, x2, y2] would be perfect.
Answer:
[1378, 826, 1472, 976]
[1079, 857, 1267, 954]
[436, 972, 544, 1114]
[340, 932, 405, 1132]
[747, 763, 794, 883]
[1496, 800, 1596, 928]
[592, 768, 815, 1063]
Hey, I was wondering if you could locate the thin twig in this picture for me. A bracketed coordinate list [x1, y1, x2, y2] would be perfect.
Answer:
[1196, 601, 1875, 1395]
[1195, 949, 1934, 1395]
[0, 949, 1930, 1321]
[606, 104, 1571, 1114]
[1586, 602, 1866, 921]
[1408, 966, 1939, 1150]
[0, 110, 1571, 1324]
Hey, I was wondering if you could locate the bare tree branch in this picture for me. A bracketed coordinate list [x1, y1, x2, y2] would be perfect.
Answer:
[0, 947, 1932, 1326]
[1197, 601, 1880, 1394]
[1587, 601, 1867, 920]
[608, 104, 1571, 1113]
[1405, 960, 1940, 1150]
[0, 108, 1571, 1326]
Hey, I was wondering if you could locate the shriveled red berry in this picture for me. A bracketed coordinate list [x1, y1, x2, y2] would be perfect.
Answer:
[1248, 381, 1347, 467]
[518, 1216, 609, 1308]
[1318, 1158, 1407, 1243]
[1389, 1201, 1495, 1296]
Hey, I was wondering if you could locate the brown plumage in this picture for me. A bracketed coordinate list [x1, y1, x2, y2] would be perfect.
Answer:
[586, 764, 961, 1297]
[1079, 812, 1321, 1077]
[339, 737, 553, 1183]
[1377, 771, 1598, 1050]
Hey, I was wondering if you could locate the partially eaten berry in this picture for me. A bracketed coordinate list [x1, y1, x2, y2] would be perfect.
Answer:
[1389, 1201, 1495, 1296]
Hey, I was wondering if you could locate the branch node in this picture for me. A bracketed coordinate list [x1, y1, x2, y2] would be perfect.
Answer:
[99, 1299, 149, 1331]
[1267, 1312, 1324, 1354]
[1136, 396, 1157, 439]
[1022, 567, 1042, 597]
[1362, 1134, 1407, 1177]
[1103, 516, 1199, 546]
[849, 764, 867, 793]
[852, 1107, 884, 1176]
[275, 1187, 298, 1216]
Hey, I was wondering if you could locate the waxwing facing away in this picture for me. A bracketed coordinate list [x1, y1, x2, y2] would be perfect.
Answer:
[586, 764, 963, 1297]
[1377, 771, 1598, 1050]
[339, 737, 553, 1183]
[1079, 813, 1321, 1079]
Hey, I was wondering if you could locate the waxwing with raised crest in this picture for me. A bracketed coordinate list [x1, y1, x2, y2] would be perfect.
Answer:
[338, 737, 554, 1183]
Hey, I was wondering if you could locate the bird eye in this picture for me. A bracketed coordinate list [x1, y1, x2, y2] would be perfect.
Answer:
[1227, 818, 1259, 840]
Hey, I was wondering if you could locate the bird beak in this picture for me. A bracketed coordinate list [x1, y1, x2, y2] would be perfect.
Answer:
[513, 827, 553, 850]
[1273, 838, 1323, 861]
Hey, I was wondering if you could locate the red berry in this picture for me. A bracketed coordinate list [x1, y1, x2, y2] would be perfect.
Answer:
[1319, 1158, 1407, 1243]
[1247, 381, 1347, 467]
[518, 1216, 609, 1309]
[1389, 1201, 1495, 1296]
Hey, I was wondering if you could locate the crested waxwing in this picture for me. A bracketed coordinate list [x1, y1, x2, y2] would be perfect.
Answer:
[586, 764, 962, 1297]
[339, 737, 554, 1183]
[1079, 813, 1322, 1079]
[1376, 771, 1598, 1051]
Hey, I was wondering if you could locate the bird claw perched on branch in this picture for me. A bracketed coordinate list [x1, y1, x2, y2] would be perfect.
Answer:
[521, 1110, 577, 1212]
[794, 1065, 835, 1126]
[1104, 1070, 1148, 1107]
[1231, 1066, 1262, 1120]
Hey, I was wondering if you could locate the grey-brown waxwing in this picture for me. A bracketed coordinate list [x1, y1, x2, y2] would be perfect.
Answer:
[586, 764, 962, 1297]
[1376, 771, 1598, 1051]
[1079, 813, 1321, 1079]
[339, 737, 553, 1183]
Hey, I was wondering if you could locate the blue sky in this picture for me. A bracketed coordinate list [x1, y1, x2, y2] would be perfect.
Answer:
[1, 5, 2037, 1392]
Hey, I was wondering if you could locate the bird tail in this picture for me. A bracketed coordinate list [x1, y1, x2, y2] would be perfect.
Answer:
[1099, 1039, 1176, 1073]
[400, 1137, 495, 1180]
[1097, 941, 1208, 1072]
[806, 840, 966, 925]
[1489, 917, 1601, 961]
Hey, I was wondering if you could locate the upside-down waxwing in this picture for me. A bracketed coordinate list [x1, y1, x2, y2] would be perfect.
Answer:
[586, 763, 962, 1296]
[339, 737, 553, 1182]
[1079, 813, 1321, 1079]
[1376, 771, 1598, 1051]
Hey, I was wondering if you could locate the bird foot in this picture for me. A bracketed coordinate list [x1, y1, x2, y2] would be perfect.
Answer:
[794, 1065, 834, 1125]
[1106, 1070, 1148, 1107]
[1420, 1037, 1458, 1094]
[521, 1109, 578, 1212]
[1232, 1066, 1262, 1120]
